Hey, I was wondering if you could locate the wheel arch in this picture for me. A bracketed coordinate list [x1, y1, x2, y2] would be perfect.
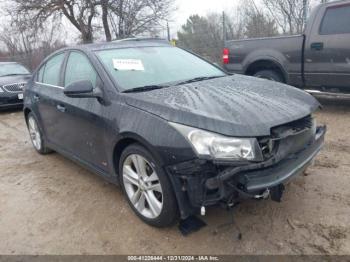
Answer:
[112, 132, 164, 178]
[245, 59, 287, 83]
[23, 107, 32, 123]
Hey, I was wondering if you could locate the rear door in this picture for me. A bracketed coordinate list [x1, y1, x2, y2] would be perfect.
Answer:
[59, 51, 109, 171]
[304, 3, 350, 90]
[32, 52, 67, 143]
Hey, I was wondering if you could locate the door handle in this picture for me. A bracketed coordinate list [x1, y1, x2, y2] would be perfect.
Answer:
[310, 42, 324, 51]
[33, 94, 40, 102]
[56, 104, 66, 113]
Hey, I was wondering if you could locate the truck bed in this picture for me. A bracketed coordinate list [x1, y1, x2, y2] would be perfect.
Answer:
[224, 35, 304, 86]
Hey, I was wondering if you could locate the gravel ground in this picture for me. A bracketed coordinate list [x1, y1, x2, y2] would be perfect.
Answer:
[0, 97, 349, 255]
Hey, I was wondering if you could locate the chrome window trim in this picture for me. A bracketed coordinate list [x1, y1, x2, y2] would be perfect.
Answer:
[35, 82, 64, 89]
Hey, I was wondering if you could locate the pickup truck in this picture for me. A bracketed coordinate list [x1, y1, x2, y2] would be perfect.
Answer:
[223, 0, 350, 96]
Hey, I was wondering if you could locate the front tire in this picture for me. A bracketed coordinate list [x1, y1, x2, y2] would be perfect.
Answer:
[254, 70, 283, 82]
[119, 144, 179, 227]
[26, 112, 52, 154]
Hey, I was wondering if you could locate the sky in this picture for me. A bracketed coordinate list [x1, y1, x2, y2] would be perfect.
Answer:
[0, 0, 325, 48]
[168, 0, 321, 38]
[174, 0, 238, 25]
[169, 0, 241, 37]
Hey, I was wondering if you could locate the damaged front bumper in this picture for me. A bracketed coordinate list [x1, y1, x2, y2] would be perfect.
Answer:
[167, 125, 326, 219]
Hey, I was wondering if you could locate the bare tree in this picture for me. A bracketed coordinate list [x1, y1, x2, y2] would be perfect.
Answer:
[8, 0, 174, 42]
[242, 1, 279, 38]
[107, 0, 174, 39]
[244, 13, 279, 38]
[0, 17, 66, 69]
[177, 14, 228, 63]
[224, 11, 245, 41]
[101, 0, 112, 41]
[9, 0, 100, 43]
[262, 0, 309, 34]
[176, 2, 278, 63]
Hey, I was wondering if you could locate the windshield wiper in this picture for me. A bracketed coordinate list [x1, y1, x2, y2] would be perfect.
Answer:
[122, 75, 226, 93]
[175, 75, 225, 86]
[122, 84, 170, 93]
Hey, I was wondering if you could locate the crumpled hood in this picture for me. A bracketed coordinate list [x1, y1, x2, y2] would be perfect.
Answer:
[124, 74, 320, 137]
[0, 75, 31, 86]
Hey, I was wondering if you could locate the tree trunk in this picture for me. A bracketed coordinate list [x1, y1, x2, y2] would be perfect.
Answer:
[101, 0, 112, 41]
[82, 30, 94, 43]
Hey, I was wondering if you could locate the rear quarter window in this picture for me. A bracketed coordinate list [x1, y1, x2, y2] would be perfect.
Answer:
[320, 5, 350, 35]
[42, 53, 65, 86]
[37, 64, 46, 82]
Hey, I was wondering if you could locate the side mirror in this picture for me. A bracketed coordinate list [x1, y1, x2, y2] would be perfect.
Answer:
[64, 80, 102, 99]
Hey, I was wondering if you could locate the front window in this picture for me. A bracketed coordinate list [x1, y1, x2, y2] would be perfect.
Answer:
[65, 52, 97, 88]
[320, 5, 350, 35]
[96, 46, 226, 91]
[0, 63, 30, 77]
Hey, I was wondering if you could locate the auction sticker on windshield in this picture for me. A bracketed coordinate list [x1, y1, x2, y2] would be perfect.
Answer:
[113, 59, 144, 71]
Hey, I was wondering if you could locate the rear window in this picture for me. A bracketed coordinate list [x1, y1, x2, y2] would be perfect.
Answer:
[320, 5, 350, 35]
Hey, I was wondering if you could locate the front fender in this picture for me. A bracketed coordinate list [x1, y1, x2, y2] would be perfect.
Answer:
[105, 102, 196, 176]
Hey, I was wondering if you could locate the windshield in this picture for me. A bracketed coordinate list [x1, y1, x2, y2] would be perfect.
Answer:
[96, 46, 226, 91]
[0, 63, 30, 77]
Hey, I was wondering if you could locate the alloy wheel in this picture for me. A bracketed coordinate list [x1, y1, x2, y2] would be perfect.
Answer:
[122, 154, 163, 219]
[28, 116, 42, 151]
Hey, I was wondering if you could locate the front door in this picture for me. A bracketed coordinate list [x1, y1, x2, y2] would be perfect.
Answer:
[304, 3, 350, 90]
[59, 51, 109, 171]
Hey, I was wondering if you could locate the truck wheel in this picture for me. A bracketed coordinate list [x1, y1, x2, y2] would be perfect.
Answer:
[119, 143, 179, 227]
[254, 70, 283, 82]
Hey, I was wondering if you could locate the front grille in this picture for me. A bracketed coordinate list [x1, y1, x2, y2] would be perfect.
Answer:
[286, 115, 313, 129]
[271, 115, 314, 138]
[2, 82, 26, 93]
[259, 115, 316, 160]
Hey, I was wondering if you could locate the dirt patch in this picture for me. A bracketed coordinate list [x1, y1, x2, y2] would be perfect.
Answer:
[314, 157, 339, 169]
[0, 97, 350, 255]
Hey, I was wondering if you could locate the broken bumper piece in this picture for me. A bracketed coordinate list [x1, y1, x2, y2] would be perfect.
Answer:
[168, 126, 326, 218]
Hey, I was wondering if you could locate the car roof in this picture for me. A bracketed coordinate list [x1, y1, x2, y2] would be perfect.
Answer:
[37, 38, 174, 70]
[65, 38, 172, 53]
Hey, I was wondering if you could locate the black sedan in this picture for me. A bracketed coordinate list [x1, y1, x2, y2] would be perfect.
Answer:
[23, 39, 326, 227]
[0, 62, 31, 109]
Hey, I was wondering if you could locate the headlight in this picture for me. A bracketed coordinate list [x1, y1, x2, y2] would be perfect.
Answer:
[0, 87, 3, 92]
[170, 122, 263, 161]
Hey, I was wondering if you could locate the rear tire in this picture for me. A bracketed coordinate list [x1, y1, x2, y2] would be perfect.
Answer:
[119, 143, 179, 227]
[26, 112, 52, 154]
[254, 70, 283, 82]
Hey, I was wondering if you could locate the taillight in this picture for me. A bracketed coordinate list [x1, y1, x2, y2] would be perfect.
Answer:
[223, 48, 229, 64]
